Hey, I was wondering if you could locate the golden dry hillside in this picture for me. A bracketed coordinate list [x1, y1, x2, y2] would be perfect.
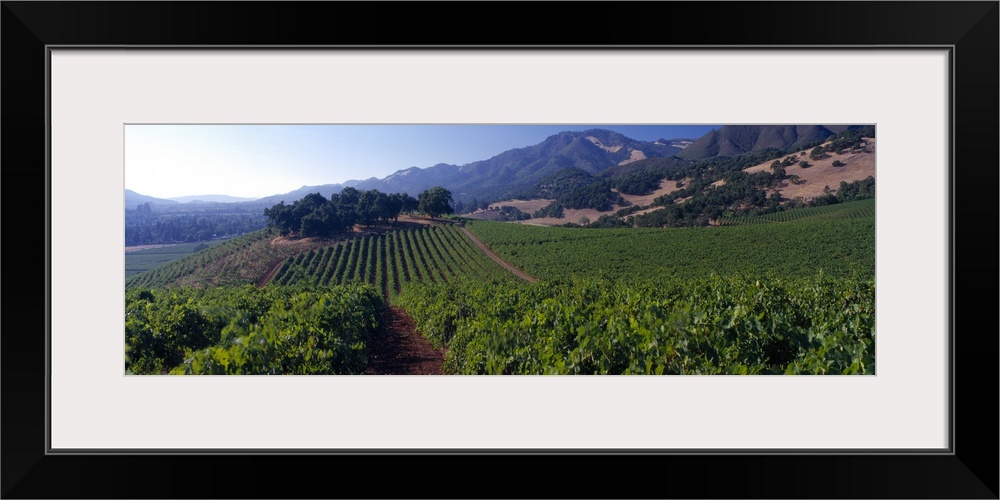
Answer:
[463, 138, 875, 227]
[468, 177, 690, 226]
[745, 138, 876, 201]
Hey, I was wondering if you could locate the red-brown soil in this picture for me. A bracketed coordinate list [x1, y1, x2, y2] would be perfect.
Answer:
[365, 306, 445, 375]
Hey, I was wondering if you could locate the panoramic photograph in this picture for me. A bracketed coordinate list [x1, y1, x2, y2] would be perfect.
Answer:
[124, 124, 876, 375]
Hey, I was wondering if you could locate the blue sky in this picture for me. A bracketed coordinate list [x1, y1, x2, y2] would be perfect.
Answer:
[125, 124, 720, 199]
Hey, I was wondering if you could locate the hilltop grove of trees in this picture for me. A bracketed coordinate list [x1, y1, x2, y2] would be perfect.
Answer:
[264, 187, 456, 238]
[417, 186, 455, 219]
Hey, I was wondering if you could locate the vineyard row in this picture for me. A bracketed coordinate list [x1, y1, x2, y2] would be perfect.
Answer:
[718, 198, 875, 226]
[270, 224, 515, 295]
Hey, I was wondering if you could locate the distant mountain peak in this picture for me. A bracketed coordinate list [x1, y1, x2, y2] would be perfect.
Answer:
[124, 189, 179, 208]
[167, 194, 258, 204]
[677, 125, 848, 160]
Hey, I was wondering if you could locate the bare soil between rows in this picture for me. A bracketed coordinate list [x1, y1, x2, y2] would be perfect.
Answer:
[365, 306, 445, 375]
[252, 218, 535, 374]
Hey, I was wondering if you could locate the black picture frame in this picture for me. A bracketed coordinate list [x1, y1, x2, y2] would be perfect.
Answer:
[3, 2, 996, 498]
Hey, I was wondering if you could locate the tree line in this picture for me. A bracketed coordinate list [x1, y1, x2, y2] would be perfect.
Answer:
[264, 186, 454, 238]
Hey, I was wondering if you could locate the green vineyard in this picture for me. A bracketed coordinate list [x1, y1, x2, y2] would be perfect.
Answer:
[398, 275, 875, 375]
[125, 207, 877, 376]
[125, 239, 231, 279]
[125, 230, 324, 289]
[126, 283, 384, 375]
[269, 224, 515, 296]
[466, 215, 875, 282]
[718, 199, 876, 226]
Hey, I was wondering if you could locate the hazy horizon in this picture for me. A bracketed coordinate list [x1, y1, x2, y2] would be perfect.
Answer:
[125, 124, 719, 199]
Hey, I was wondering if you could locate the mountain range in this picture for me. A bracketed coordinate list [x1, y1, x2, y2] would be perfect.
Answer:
[677, 125, 856, 160]
[167, 194, 258, 204]
[125, 189, 179, 208]
[130, 125, 866, 208]
[255, 128, 685, 204]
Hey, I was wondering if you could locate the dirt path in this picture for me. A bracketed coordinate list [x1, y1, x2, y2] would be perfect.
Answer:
[365, 306, 445, 375]
[458, 226, 538, 283]
[257, 260, 285, 287]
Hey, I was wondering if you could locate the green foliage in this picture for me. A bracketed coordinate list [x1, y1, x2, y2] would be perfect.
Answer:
[270, 225, 515, 297]
[587, 214, 632, 228]
[804, 177, 875, 208]
[644, 169, 775, 227]
[397, 276, 874, 375]
[689, 148, 788, 177]
[125, 239, 230, 279]
[826, 126, 875, 154]
[494, 205, 531, 221]
[809, 146, 830, 161]
[769, 161, 786, 180]
[719, 198, 875, 226]
[614, 205, 643, 217]
[124, 288, 232, 374]
[810, 191, 839, 207]
[418, 186, 454, 219]
[611, 170, 665, 196]
[125, 229, 332, 289]
[126, 284, 384, 375]
[518, 167, 596, 200]
[637, 150, 794, 226]
[300, 212, 331, 237]
[265, 188, 414, 238]
[558, 181, 621, 211]
[466, 217, 875, 281]
[533, 202, 565, 219]
[834, 176, 875, 202]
